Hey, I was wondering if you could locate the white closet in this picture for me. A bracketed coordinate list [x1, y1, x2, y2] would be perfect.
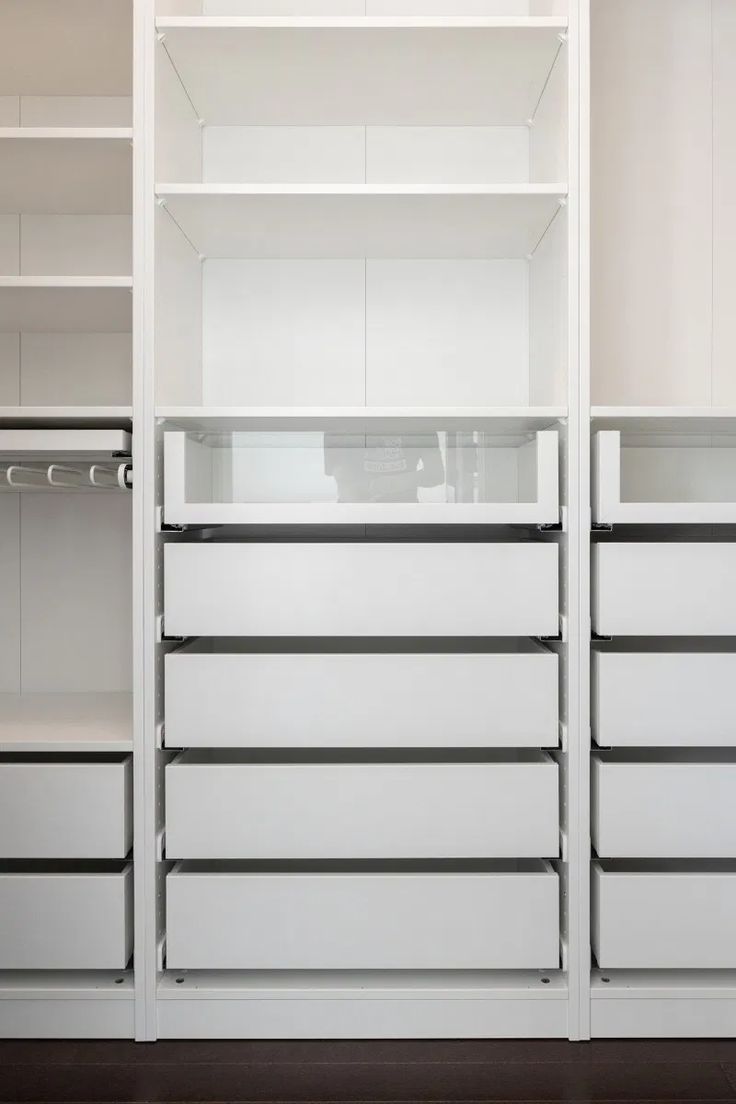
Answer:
[0, 0, 136, 1038]
[0, 0, 734, 1042]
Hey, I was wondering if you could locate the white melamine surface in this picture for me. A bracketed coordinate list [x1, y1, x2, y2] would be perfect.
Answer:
[593, 649, 736, 747]
[158, 189, 565, 259]
[165, 644, 559, 748]
[0, 863, 133, 970]
[0, 756, 132, 859]
[593, 431, 736, 525]
[166, 863, 560, 970]
[166, 754, 559, 859]
[591, 0, 713, 406]
[162, 428, 560, 526]
[592, 543, 736, 637]
[592, 754, 736, 859]
[0, 287, 132, 333]
[0, 694, 133, 753]
[164, 541, 559, 637]
[156, 23, 565, 127]
[0, 2, 132, 100]
[0, 137, 132, 215]
[592, 862, 736, 969]
[0, 430, 131, 457]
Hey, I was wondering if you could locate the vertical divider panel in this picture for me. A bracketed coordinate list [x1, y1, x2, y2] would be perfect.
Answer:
[567, 0, 590, 1041]
[134, 0, 159, 1043]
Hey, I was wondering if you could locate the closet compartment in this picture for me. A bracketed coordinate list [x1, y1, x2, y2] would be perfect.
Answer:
[0, 862, 133, 970]
[164, 541, 559, 637]
[592, 861, 736, 969]
[0, 754, 132, 859]
[591, 752, 736, 859]
[0, 486, 133, 743]
[163, 426, 559, 525]
[154, 15, 569, 413]
[165, 753, 559, 859]
[592, 543, 736, 637]
[165, 641, 559, 748]
[593, 430, 736, 525]
[166, 862, 560, 970]
[593, 645, 736, 747]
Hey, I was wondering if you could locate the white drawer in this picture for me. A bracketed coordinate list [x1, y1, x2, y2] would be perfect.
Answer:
[164, 642, 559, 749]
[593, 648, 736, 746]
[164, 542, 559, 637]
[0, 755, 132, 859]
[592, 753, 736, 858]
[166, 862, 559, 970]
[164, 428, 559, 527]
[165, 753, 559, 860]
[592, 861, 736, 969]
[0, 863, 133, 970]
[593, 543, 736, 636]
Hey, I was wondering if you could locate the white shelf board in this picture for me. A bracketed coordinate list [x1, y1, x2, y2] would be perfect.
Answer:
[157, 188, 566, 258]
[156, 17, 568, 30]
[0, 277, 132, 289]
[156, 406, 566, 432]
[0, 408, 132, 428]
[0, 971, 134, 996]
[0, 693, 133, 752]
[156, 20, 566, 127]
[0, 128, 133, 140]
[0, 283, 132, 332]
[158, 969, 566, 999]
[591, 407, 736, 435]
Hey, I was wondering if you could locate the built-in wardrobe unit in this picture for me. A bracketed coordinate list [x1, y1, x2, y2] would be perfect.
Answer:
[0, 0, 734, 1041]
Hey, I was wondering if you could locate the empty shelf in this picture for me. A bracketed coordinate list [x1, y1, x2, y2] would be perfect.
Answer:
[156, 187, 566, 259]
[156, 407, 567, 432]
[0, 693, 133, 753]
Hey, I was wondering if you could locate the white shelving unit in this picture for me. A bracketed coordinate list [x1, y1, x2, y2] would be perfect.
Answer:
[587, 0, 736, 1038]
[0, 0, 137, 1040]
[2, 0, 734, 1045]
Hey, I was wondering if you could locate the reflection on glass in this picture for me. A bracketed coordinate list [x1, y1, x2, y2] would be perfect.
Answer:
[324, 433, 444, 503]
[186, 430, 538, 507]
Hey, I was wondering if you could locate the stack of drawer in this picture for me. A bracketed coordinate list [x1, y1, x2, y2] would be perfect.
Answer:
[0, 755, 133, 969]
[163, 538, 563, 972]
[591, 540, 736, 969]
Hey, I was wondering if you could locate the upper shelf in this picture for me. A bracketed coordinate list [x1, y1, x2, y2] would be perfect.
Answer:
[156, 187, 566, 258]
[156, 19, 567, 127]
[592, 407, 736, 435]
[156, 406, 567, 432]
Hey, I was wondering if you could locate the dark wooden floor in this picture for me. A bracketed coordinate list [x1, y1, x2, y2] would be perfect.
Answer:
[2, 1039, 736, 1102]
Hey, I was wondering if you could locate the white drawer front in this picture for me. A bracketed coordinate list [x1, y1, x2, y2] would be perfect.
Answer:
[164, 543, 559, 638]
[166, 864, 559, 970]
[592, 862, 736, 969]
[593, 544, 736, 636]
[593, 650, 736, 747]
[165, 756, 559, 859]
[592, 756, 736, 858]
[165, 646, 559, 748]
[0, 864, 133, 970]
[0, 756, 132, 859]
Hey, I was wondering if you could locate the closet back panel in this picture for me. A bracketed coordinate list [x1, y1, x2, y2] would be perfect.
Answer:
[198, 259, 532, 406]
[0, 1, 132, 98]
[591, 0, 736, 406]
[0, 494, 132, 693]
